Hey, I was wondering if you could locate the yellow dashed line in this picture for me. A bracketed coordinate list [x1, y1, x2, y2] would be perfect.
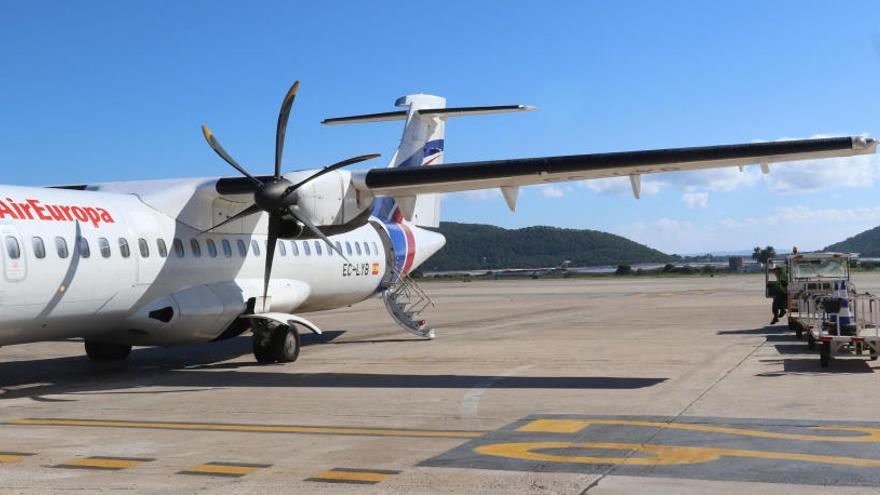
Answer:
[311, 471, 392, 482]
[0, 452, 33, 464]
[56, 456, 153, 470]
[178, 462, 271, 478]
[10, 418, 483, 439]
[515, 418, 880, 443]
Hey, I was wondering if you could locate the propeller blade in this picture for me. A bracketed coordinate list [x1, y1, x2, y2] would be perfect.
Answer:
[263, 214, 281, 302]
[274, 81, 300, 180]
[201, 125, 263, 187]
[198, 203, 262, 235]
[282, 153, 381, 198]
[290, 206, 349, 262]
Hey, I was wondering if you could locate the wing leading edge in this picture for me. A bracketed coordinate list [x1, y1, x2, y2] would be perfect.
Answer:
[356, 136, 876, 196]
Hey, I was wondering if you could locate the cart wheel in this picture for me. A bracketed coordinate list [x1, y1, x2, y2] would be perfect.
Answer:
[871, 351, 878, 361]
[820, 341, 831, 368]
[795, 325, 803, 340]
[855, 342, 864, 355]
[806, 332, 815, 351]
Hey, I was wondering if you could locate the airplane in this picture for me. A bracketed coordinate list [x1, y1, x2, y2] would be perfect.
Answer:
[0, 81, 875, 364]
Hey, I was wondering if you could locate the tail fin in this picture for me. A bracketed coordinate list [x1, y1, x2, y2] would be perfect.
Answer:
[323, 96, 534, 227]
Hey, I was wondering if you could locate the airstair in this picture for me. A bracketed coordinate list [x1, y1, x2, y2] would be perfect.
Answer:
[382, 272, 435, 339]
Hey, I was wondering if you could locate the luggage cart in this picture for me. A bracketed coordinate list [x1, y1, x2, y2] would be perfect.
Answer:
[797, 289, 880, 367]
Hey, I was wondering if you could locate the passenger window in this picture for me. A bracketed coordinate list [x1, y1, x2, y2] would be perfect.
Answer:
[251, 240, 260, 256]
[314, 241, 322, 256]
[355, 242, 362, 256]
[222, 239, 232, 257]
[119, 238, 130, 258]
[173, 238, 184, 257]
[362, 242, 370, 256]
[138, 238, 149, 257]
[78, 237, 91, 258]
[55, 236, 69, 259]
[327, 242, 333, 257]
[278, 240, 286, 256]
[98, 237, 111, 258]
[335, 241, 342, 256]
[207, 239, 218, 258]
[157, 239, 168, 258]
[237, 239, 247, 256]
[372, 242, 378, 255]
[345, 241, 352, 256]
[190, 239, 202, 258]
[291, 241, 299, 256]
[32, 237, 46, 259]
[303, 241, 311, 256]
[5, 236, 21, 259]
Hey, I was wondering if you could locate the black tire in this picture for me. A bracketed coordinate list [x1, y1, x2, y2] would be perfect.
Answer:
[795, 326, 803, 340]
[820, 341, 831, 368]
[871, 352, 878, 361]
[252, 333, 276, 364]
[270, 325, 300, 363]
[806, 332, 815, 350]
[84, 340, 132, 361]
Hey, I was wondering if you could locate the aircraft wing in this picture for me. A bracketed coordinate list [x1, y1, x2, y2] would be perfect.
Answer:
[355, 136, 876, 198]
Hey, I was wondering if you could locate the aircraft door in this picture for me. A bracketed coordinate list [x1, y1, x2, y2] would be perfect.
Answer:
[0, 225, 26, 282]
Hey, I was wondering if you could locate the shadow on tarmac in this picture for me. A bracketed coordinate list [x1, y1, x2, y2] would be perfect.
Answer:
[0, 330, 666, 401]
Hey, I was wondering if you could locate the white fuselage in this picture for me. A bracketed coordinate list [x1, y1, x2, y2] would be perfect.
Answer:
[0, 182, 442, 348]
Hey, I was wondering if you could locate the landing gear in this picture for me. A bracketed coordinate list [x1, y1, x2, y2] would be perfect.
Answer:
[251, 323, 300, 364]
[84, 340, 132, 361]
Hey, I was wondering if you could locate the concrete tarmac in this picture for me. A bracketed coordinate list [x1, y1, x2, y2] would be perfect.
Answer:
[1, 274, 880, 494]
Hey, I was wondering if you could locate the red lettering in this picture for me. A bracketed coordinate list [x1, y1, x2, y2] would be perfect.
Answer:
[28, 199, 51, 221]
[45, 204, 67, 221]
[7, 199, 25, 219]
[97, 208, 114, 223]
[60, 205, 73, 221]
[71, 206, 88, 222]
[83, 207, 101, 227]
[0, 200, 17, 219]
[19, 202, 34, 219]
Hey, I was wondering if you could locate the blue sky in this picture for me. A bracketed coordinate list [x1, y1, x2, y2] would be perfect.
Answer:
[2, 1, 879, 254]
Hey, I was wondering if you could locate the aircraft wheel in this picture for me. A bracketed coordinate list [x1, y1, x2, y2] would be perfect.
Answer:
[270, 325, 300, 363]
[84, 340, 132, 361]
[252, 333, 275, 364]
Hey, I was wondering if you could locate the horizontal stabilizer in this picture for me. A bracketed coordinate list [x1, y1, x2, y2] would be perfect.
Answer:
[323, 105, 535, 125]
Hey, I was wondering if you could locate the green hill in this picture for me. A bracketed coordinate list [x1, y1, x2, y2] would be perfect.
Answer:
[823, 226, 880, 255]
[421, 222, 674, 271]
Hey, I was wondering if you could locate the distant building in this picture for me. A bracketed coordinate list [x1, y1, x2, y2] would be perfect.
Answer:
[728, 256, 745, 272]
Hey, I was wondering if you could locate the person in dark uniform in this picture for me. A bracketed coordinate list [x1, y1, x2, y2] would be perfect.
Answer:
[768, 267, 788, 324]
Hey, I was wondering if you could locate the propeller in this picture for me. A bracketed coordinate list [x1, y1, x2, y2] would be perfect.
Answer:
[200, 81, 380, 304]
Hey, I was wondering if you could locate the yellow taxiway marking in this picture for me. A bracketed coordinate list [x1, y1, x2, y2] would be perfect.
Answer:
[56, 456, 153, 470]
[516, 419, 880, 443]
[179, 462, 271, 477]
[9, 418, 484, 439]
[0, 452, 33, 463]
[307, 468, 399, 484]
[476, 441, 880, 468]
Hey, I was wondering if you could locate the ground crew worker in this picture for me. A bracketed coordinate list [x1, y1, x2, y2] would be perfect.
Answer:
[768, 267, 788, 324]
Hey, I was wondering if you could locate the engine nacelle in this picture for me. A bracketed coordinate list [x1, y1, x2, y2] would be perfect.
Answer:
[284, 169, 372, 230]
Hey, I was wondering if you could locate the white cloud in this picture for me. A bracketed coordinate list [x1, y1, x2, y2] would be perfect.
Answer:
[682, 191, 709, 208]
[579, 176, 663, 196]
[722, 205, 880, 229]
[540, 185, 565, 198]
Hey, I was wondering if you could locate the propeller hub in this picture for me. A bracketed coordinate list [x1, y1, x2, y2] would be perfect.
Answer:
[254, 179, 294, 213]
